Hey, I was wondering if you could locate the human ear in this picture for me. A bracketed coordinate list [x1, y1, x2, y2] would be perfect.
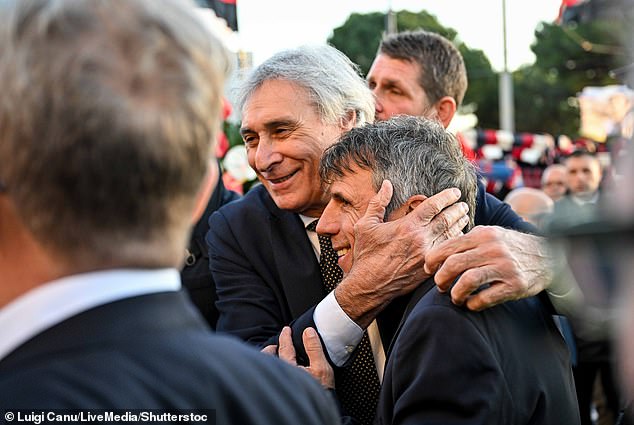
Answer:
[434, 96, 457, 129]
[405, 194, 428, 215]
[339, 110, 358, 131]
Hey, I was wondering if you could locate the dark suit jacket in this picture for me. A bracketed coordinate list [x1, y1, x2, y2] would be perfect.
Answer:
[207, 182, 533, 364]
[181, 164, 240, 329]
[377, 280, 580, 425]
[0, 290, 340, 425]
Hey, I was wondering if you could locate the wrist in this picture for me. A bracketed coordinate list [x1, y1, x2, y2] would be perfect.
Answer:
[335, 272, 386, 329]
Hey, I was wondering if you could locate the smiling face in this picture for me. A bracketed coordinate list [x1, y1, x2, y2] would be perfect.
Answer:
[240, 80, 348, 217]
[316, 164, 408, 273]
[367, 54, 436, 122]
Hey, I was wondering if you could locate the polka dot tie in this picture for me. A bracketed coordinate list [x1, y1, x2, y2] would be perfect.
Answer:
[308, 220, 381, 425]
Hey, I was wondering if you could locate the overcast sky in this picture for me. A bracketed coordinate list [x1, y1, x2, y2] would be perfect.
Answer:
[230, 0, 560, 72]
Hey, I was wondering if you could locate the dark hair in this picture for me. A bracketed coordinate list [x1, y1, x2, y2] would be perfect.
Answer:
[379, 30, 468, 107]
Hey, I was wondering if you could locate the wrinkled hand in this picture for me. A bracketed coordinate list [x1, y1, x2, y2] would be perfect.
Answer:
[424, 226, 554, 311]
[277, 326, 335, 390]
[337, 180, 469, 328]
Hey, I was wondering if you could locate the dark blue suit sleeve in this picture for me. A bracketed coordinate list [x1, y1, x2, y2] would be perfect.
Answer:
[207, 208, 323, 365]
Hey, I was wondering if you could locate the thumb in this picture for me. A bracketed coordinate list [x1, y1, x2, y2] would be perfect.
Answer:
[261, 344, 278, 356]
[361, 180, 393, 225]
[302, 327, 327, 363]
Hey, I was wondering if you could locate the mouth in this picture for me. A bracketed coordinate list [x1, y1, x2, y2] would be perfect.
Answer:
[266, 170, 298, 185]
[336, 247, 350, 258]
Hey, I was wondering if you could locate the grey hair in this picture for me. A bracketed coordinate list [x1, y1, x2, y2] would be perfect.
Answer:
[320, 115, 477, 229]
[236, 45, 375, 127]
[0, 0, 231, 267]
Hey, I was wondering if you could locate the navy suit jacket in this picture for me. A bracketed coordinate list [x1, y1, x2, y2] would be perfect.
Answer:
[377, 280, 580, 425]
[207, 181, 534, 364]
[0, 290, 340, 425]
[181, 162, 240, 329]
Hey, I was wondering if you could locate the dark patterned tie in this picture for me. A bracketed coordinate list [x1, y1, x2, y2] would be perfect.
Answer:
[307, 220, 381, 425]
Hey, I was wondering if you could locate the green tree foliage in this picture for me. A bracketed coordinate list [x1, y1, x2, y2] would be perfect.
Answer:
[328, 9, 629, 137]
[513, 20, 626, 136]
[327, 10, 499, 128]
[328, 12, 385, 75]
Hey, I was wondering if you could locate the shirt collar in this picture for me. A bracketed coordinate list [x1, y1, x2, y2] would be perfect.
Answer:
[0, 268, 180, 362]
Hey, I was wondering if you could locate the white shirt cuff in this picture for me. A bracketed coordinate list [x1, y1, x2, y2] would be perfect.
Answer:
[314, 290, 363, 366]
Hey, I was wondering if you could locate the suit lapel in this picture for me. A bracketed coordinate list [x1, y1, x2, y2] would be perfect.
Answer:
[262, 192, 325, 318]
[384, 278, 436, 361]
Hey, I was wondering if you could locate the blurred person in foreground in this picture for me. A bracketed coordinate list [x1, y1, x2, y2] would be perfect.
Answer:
[0, 0, 339, 421]
[551, 149, 621, 425]
[549, 140, 634, 424]
[280, 116, 579, 425]
[542, 163, 569, 202]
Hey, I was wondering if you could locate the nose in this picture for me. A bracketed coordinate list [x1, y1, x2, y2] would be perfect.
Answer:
[316, 201, 340, 237]
[373, 92, 384, 116]
[253, 137, 283, 173]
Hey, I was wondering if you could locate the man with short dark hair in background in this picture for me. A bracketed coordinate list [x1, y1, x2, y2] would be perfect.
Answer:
[553, 150, 621, 425]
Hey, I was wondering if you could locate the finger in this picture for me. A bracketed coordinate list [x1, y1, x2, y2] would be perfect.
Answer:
[303, 327, 335, 389]
[277, 326, 297, 365]
[410, 188, 461, 226]
[361, 180, 393, 225]
[445, 261, 497, 301]
[424, 227, 478, 276]
[302, 327, 327, 364]
[428, 203, 469, 245]
[261, 345, 278, 356]
[464, 282, 519, 311]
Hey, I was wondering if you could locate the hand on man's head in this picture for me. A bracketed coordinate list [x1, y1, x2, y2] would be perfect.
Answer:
[335, 182, 469, 328]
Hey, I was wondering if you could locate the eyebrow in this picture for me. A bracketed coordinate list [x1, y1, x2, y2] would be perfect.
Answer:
[331, 191, 352, 205]
[240, 119, 299, 137]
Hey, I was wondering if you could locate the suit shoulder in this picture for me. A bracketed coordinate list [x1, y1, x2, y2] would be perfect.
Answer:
[0, 332, 340, 425]
[213, 184, 270, 219]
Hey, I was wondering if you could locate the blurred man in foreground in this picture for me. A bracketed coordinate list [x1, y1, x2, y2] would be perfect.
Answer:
[0, 0, 339, 421]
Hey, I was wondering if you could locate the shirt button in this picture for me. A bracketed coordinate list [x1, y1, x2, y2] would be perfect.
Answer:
[345, 345, 355, 353]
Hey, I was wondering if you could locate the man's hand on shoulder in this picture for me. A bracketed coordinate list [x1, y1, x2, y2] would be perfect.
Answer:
[424, 226, 553, 311]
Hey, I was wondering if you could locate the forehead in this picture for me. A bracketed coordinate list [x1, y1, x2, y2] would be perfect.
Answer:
[330, 166, 375, 198]
[241, 79, 318, 127]
[566, 155, 599, 170]
[369, 54, 421, 81]
[545, 167, 566, 180]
